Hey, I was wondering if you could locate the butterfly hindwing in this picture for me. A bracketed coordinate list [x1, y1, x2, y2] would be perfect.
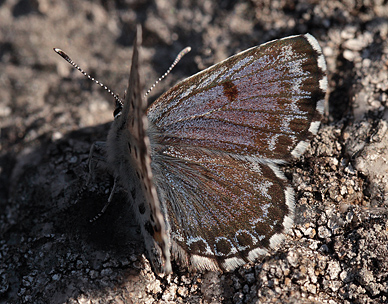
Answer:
[148, 34, 327, 160]
[149, 146, 295, 271]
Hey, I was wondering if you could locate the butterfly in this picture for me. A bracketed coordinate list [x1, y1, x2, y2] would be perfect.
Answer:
[55, 25, 327, 274]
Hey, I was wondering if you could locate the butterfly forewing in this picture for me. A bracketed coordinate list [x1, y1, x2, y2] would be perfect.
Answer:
[147, 34, 327, 271]
[148, 35, 326, 161]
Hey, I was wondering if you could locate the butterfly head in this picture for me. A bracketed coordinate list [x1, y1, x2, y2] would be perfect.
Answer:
[113, 101, 123, 119]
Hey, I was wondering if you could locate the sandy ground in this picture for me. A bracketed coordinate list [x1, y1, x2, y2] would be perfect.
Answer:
[1, 0, 388, 303]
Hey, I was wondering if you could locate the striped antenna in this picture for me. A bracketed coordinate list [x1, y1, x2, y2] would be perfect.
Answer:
[54, 46, 191, 106]
[145, 46, 191, 97]
[53, 48, 123, 110]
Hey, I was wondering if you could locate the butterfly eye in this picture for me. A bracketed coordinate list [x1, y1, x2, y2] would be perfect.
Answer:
[113, 105, 122, 119]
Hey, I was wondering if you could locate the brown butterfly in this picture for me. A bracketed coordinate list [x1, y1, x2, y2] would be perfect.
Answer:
[55, 25, 327, 274]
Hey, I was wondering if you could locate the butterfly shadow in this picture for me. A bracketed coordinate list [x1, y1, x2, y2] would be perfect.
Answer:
[3, 123, 167, 302]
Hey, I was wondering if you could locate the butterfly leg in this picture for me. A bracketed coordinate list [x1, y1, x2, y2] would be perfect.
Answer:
[86, 141, 119, 222]
[86, 141, 108, 185]
[89, 177, 118, 222]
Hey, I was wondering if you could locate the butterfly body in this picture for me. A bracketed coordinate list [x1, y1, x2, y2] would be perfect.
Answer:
[105, 29, 327, 273]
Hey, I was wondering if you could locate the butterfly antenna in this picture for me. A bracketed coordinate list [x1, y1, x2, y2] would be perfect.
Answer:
[53, 48, 123, 110]
[144, 46, 191, 97]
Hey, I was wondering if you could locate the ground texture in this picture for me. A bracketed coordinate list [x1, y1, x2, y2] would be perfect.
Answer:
[1, 0, 388, 303]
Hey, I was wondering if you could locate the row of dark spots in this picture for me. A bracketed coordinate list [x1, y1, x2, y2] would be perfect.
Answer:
[144, 214, 160, 236]
[128, 142, 139, 159]
[135, 170, 148, 193]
